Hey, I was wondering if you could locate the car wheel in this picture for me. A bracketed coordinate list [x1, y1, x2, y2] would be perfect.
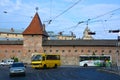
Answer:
[43, 65, 47, 69]
[23, 73, 26, 77]
[54, 64, 57, 68]
[9, 74, 13, 77]
[83, 64, 88, 67]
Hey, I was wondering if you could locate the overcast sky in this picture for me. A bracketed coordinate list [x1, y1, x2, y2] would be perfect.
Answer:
[0, 0, 120, 39]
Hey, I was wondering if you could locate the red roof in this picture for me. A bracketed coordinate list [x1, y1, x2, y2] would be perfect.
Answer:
[22, 12, 43, 35]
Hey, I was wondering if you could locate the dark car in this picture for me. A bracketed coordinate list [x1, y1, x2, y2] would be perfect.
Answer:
[9, 62, 26, 77]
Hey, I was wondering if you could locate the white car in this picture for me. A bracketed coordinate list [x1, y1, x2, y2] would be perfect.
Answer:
[9, 62, 26, 77]
[0, 62, 6, 65]
[0, 59, 14, 66]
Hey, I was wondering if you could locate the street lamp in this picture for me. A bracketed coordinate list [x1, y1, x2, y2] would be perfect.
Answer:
[88, 31, 96, 35]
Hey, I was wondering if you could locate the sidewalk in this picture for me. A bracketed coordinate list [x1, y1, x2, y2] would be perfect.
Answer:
[98, 66, 120, 75]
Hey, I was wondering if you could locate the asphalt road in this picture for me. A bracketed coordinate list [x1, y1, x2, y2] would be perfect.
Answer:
[0, 66, 120, 80]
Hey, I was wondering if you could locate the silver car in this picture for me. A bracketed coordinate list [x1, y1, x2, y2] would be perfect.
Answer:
[9, 62, 26, 77]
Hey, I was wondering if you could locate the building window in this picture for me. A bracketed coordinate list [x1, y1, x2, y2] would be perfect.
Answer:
[109, 50, 112, 53]
[15, 34, 17, 36]
[62, 50, 65, 53]
[44, 50, 46, 52]
[56, 50, 59, 52]
[75, 50, 77, 52]
[102, 50, 104, 53]
[88, 50, 90, 52]
[5, 50, 7, 53]
[28, 50, 31, 52]
[95, 50, 97, 53]
[18, 50, 21, 53]
[12, 50, 15, 53]
[81, 50, 84, 52]
[68, 50, 71, 52]
[50, 50, 52, 52]
[116, 50, 119, 53]
[34, 50, 37, 52]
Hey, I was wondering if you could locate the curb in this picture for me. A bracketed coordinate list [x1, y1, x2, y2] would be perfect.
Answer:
[97, 68, 120, 75]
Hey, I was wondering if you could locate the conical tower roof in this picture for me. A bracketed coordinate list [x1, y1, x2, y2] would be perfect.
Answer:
[23, 12, 44, 35]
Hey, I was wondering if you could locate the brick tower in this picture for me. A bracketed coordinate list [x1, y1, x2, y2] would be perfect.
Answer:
[22, 12, 48, 63]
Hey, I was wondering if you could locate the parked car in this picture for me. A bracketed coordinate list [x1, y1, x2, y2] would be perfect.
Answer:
[0, 59, 14, 66]
[9, 62, 26, 77]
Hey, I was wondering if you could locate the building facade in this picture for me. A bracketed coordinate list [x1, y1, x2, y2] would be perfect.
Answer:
[0, 12, 120, 66]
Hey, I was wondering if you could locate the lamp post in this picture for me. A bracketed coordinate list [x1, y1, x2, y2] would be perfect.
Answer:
[117, 32, 120, 71]
[109, 30, 120, 74]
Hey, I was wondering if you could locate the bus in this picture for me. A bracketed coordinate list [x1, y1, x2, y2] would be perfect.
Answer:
[31, 53, 61, 69]
[79, 55, 111, 67]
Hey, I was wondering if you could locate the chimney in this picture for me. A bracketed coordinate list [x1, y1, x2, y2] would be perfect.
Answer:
[59, 31, 64, 35]
[42, 24, 45, 31]
[70, 31, 74, 36]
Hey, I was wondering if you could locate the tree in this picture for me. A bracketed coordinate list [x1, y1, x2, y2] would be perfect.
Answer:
[11, 57, 19, 62]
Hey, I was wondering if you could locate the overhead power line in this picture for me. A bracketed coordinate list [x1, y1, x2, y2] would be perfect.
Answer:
[48, 0, 82, 24]
[91, 7, 120, 20]
[76, 7, 120, 26]
[60, 7, 120, 34]
[53, 0, 82, 20]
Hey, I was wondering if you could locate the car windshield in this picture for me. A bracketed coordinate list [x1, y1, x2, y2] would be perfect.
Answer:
[12, 63, 24, 67]
[32, 55, 42, 61]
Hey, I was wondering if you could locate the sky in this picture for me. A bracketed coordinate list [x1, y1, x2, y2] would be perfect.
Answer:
[0, 0, 120, 39]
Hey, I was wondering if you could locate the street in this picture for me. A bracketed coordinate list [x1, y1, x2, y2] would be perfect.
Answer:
[0, 66, 120, 80]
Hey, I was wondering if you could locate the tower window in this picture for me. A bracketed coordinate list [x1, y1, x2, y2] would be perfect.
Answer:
[32, 35, 34, 37]
[28, 50, 31, 52]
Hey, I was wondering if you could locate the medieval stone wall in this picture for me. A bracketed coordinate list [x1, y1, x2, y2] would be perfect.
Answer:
[0, 42, 119, 65]
[0, 45, 23, 61]
[43, 46, 119, 65]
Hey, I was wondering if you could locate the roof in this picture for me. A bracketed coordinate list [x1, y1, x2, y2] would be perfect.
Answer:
[0, 40, 23, 45]
[0, 38, 23, 41]
[0, 39, 117, 47]
[0, 28, 22, 34]
[43, 39, 117, 47]
[22, 12, 43, 35]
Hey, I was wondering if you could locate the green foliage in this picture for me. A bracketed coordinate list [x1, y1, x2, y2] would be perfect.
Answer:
[11, 57, 19, 62]
[101, 53, 104, 56]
